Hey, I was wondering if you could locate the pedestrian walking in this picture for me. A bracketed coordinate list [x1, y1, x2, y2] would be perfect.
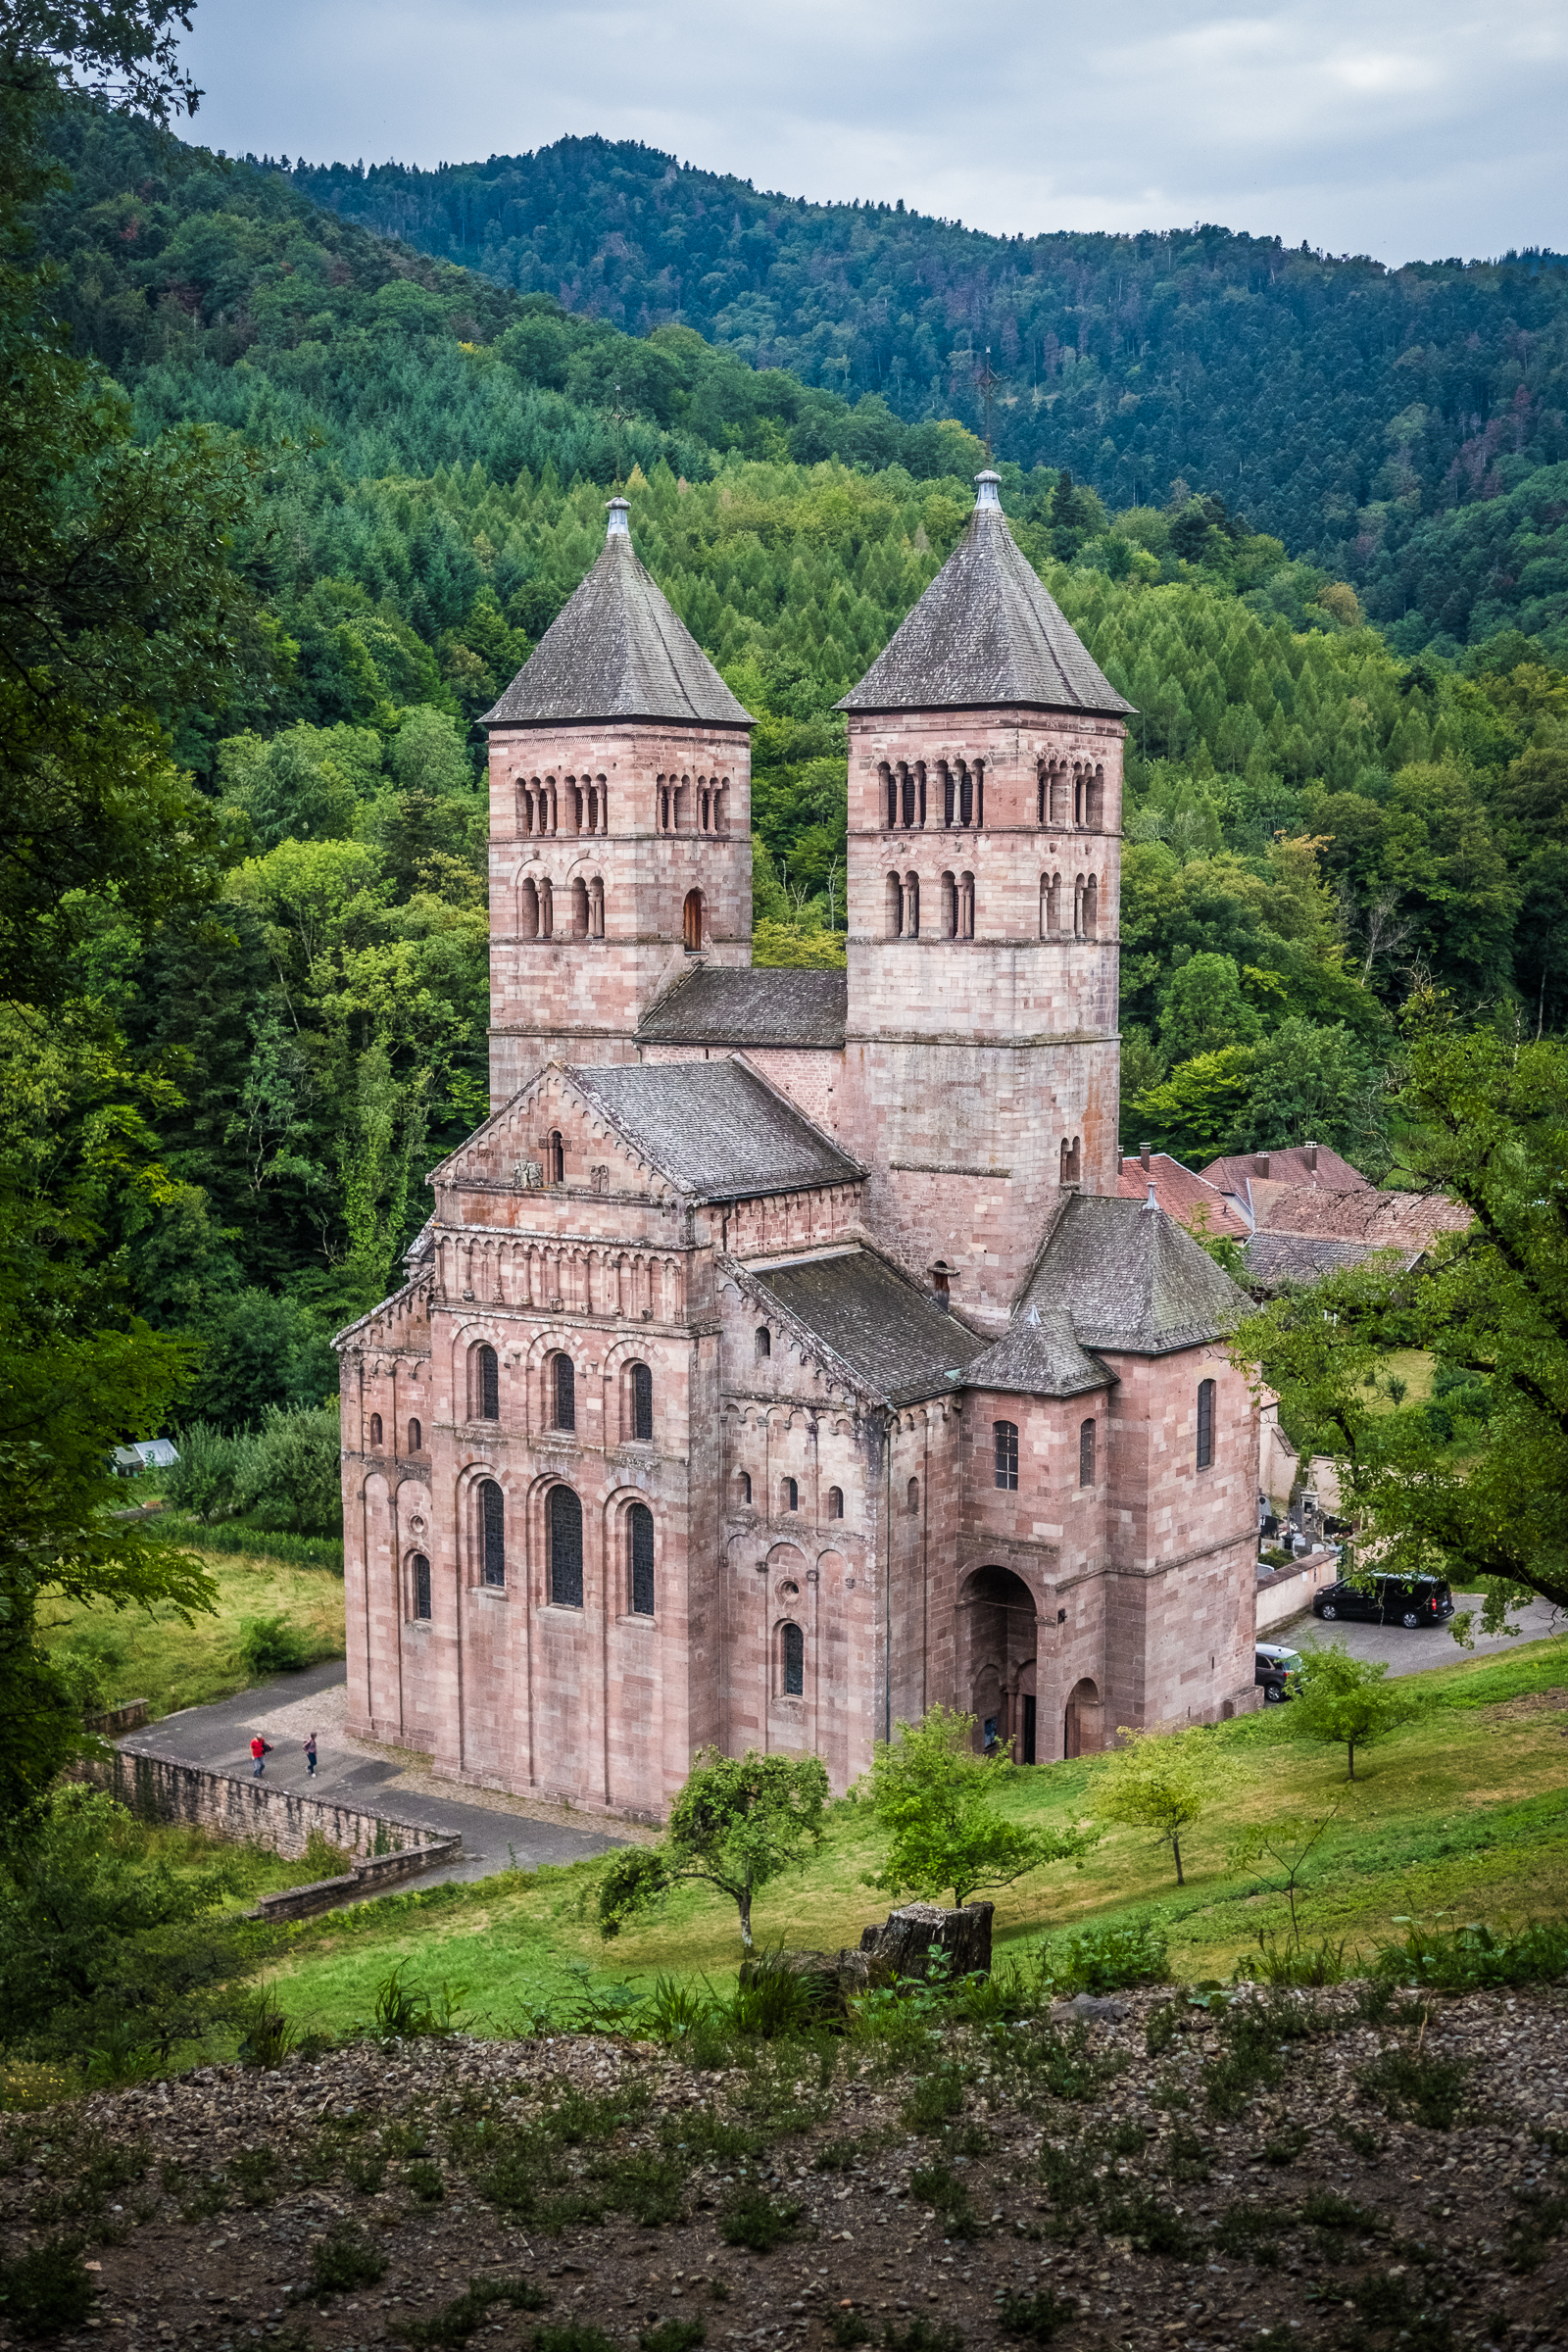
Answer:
[250, 1735, 271, 1778]
[304, 1732, 318, 1779]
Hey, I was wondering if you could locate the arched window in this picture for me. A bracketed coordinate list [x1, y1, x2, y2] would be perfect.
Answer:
[588, 876, 605, 938]
[550, 1351, 575, 1432]
[683, 888, 704, 953]
[1052, 768, 1070, 827]
[548, 1130, 564, 1184]
[902, 870, 919, 938]
[1197, 1378, 1216, 1470]
[1037, 766, 1050, 825]
[369, 1412, 382, 1447]
[881, 762, 896, 828]
[956, 763, 973, 827]
[957, 871, 975, 940]
[755, 1327, 771, 1361]
[477, 1344, 499, 1422]
[827, 1485, 844, 1520]
[1079, 1417, 1096, 1487]
[480, 1480, 505, 1587]
[409, 1417, 422, 1453]
[519, 877, 539, 940]
[735, 1469, 753, 1506]
[1073, 874, 1087, 938]
[1060, 1136, 1081, 1187]
[569, 875, 589, 938]
[940, 870, 956, 938]
[1084, 874, 1099, 938]
[538, 876, 554, 938]
[901, 765, 918, 829]
[781, 1621, 805, 1697]
[1085, 766, 1103, 829]
[885, 870, 902, 938]
[782, 1476, 799, 1512]
[628, 1502, 655, 1616]
[630, 1361, 653, 1442]
[549, 1484, 583, 1607]
[906, 1476, 919, 1515]
[994, 1420, 1019, 1491]
[412, 1552, 431, 1620]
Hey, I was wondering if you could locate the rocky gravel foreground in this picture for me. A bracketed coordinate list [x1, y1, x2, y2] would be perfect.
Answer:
[3, 1984, 1567, 2352]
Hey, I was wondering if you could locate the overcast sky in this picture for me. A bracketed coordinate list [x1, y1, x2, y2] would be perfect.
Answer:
[177, 0, 1567, 266]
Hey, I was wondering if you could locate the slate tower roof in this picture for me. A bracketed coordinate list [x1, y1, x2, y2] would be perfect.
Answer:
[481, 499, 753, 729]
[837, 473, 1133, 717]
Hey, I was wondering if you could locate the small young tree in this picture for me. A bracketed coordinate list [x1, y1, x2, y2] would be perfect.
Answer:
[1092, 1728, 1233, 1886]
[597, 1747, 829, 1950]
[1283, 1642, 1416, 1781]
[864, 1705, 1098, 1909]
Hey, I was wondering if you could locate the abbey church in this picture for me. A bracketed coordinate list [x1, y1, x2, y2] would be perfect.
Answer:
[336, 474, 1260, 1820]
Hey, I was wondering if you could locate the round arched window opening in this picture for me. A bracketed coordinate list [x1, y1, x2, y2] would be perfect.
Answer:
[780, 1621, 805, 1698]
[549, 1484, 584, 1608]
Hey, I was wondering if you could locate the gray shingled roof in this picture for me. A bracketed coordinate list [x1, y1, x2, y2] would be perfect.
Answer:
[749, 1250, 986, 1406]
[837, 493, 1134, 717]
[963, 1304, 1112, 1400]
[1023, 1193, 1250, 1354]
[637, 966, 848, 1049]
[1243, 1232, 1417, 1292]
[567, 1059, 859, 1200]
[481, 527, 753, 729]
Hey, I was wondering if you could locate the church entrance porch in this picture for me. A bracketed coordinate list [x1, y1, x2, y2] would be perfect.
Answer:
[958, 1565, 1038, 1761]
[1063, 1676, 1103, 1758]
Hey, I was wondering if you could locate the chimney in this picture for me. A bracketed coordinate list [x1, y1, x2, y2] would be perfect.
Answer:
[1304, 1140, 1319, 1174]
[1256, 1153, 1270, 1180]
[1140, 1140, 1152, 1174]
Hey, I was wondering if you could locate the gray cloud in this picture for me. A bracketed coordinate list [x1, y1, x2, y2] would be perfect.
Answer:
[180, 0, 1568, 264]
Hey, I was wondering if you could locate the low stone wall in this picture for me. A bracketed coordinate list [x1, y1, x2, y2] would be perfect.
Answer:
[1255, 1548, 1340, 1633]
[84, 1699, 150, 1737]
[89, 1743, 453, 1868]
[253, 1837, 463, 1922]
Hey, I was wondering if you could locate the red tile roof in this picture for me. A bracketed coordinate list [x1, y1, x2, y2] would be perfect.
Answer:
[1249, 1182, 1471, 1250]
[1114, 1152, 1252, 1243]
[1200, 1145, 1371, 1200]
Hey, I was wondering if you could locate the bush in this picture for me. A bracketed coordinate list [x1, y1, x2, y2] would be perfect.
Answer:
[0, 2235, 95, 2337]
[717, 2186, 802, 2251]
[1037, 1919, 1170, 1995]
[243, 1405, 342, 1535]
[304, 2226, 387, 2297]
[1374, 1918, 1568, 1992]
[162, 1421, 256, 1523]
[238, 1613, 312, 1677]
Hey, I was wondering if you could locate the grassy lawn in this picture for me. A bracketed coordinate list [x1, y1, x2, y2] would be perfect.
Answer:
[41, 1549, 345, 1720]
[1363, 1347, 1437, 1409]
[267, 1628, 1568, 2043]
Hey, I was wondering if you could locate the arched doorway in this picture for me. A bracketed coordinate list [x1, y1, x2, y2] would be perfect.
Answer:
[1063, 1677, 1103, 1758]
[683, 888, 705, 952]
[958, 1565, 1038, 1763]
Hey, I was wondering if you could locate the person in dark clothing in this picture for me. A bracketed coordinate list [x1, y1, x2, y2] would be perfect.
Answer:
[304, 1733, 318, 1779]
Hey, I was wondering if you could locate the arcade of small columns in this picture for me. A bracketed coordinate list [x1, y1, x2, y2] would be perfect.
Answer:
[507, 770, 736, 838]
[432, 1226, 687, 1323]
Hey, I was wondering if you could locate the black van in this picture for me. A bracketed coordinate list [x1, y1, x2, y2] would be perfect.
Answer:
[1313, 1574, 1454, 1629]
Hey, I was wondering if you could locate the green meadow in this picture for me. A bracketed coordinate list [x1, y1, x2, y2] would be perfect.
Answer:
[265, 1630, 1568, 2042]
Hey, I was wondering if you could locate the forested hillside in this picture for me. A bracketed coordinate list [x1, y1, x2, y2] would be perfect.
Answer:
[284, 135, 1568, 659]
[15, 103, 1568, 1443]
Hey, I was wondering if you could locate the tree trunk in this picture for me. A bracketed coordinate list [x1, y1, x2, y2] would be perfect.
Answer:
[859, 1901, 994, 1984]
[1172, 1835, 1185, 1887]
[738, 1888, 754, 1948]
[1348, 1742, 1356, 1782]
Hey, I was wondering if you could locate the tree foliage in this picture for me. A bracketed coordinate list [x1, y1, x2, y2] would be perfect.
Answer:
[1280, 1644, 1417, 1782]
[1091, 1728, 1236, 1887]
[863, 1705, 1097, 1910]
[596, 1746, 830, 1949]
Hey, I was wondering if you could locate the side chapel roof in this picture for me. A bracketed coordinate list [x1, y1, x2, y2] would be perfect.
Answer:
[836, 473, 1134, 717]
[636, 965, 848, 1049]
[566, 1058, 860, 1201]
[481, 500, 753, 729]
[1021, 1192, 1250, 1356]
[746, 1248, 987, 1408]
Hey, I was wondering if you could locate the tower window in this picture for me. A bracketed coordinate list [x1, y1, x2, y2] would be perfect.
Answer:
[519, 877, 539, 939]
[1197, 1378, 1215, 1470]
[957, 871, 975, 940]
[477, 1345, 499, 1422]
[550, 1351, 576, 1432]
[408, 1417, 422, 1452]
[569, 875, 589, 937]
[588, 875, 605, 937]
[755, 1327, 770, 1360]
[480, 1479, 505, 1588]
[548, 1129, 564, 1184]
[1079, 1417, 1096, 1487]
[538, 876, 554, 938]
[885, 870, 902, 937]
[549, 1483, 583, 1607]
[735, 1469, 752, 1506]
[781, 1621, 805, 1697]
[902, 869, 919, 938]
[782, 1476, 799, 1512]
[683, 888, 705, 953]
[630, 1360, 653, 1442]
[906, 1476, 919, 1515]
[369, 1412, 382, 1447]
[994, 1420, 1019, 1491]
[1060, 1136, 1081, 1188]
[827, 1485, 844, 1520]
[412, 1552, 431, 1620]
[628, 1501, 655, 1616]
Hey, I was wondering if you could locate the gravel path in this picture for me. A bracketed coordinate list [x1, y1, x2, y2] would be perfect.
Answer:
[1274, 1589, 1567, 1674]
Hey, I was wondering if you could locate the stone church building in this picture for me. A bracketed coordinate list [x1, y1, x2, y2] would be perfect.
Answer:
[336, 474, 1259, 1820]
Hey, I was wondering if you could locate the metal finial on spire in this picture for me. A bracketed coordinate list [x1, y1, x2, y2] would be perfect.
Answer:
[606, 496, 631, 540]
[973, 469, 1002, 513]
[975, 344, 999, 460]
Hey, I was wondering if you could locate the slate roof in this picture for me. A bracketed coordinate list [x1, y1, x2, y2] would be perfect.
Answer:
[637, 966, 848, 1049]
[1242, 1233, 1408, 1292]
[836, 478, 1133, 717]
[481, 510, 753, 729]
[1115, 1152, 1251, 1243]
[963, 1304, 1112, 1401]
[566, 1059, 860, 1200]
[747, 1249, 987, 1407]
[1021, 1192, 1250, 1354]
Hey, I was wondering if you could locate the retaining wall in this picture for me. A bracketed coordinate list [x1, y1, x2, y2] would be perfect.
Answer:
[1255, 1549, 1341, 1633]
[252, 1838, 464, 1922]
[83, 1699, 150, 1737]
[89, 1743, 455, 1868]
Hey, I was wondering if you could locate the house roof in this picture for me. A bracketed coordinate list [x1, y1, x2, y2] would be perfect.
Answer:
[1020, 1192, 1250, 1354]
[1250, 1183, 1470, 1251]
[1200, 1145, 1371, 1202]
[481, 503, 753, 730]
[836, 475, 1133, 718]
[962, 1304, 1112, 1401]
[566, 1058, 861, 1201]
[1242, 1232, 1418, 1291]
[746, 1248, 987, 1407]
[1115, 1151, 1251, 1243]
[636, 965, 848, 1049]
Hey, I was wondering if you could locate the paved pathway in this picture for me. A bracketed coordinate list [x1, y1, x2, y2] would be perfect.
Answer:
[1272, 1590, 1567, 1675]
[119, 1660, 631, 1893]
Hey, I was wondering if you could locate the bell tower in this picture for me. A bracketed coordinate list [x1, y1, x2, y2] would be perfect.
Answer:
[481, 498, 756, 1108]
[839, 472, 1132, 1332]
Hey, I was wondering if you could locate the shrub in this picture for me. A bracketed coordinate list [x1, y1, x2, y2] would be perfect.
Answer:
[304, 2226, 387, 2297]
[396, 2276, 550, 2349]
[242, 1404, 343, 1535]
[238, 1613, 312, 1677]
[0, 2236, 95, 2337]
[1037, 1919, 1170, 1995]
[998, 2289, 1074, 2341]
[717, 2186, 802, 2251]
[641, 2324, 705, 2352]
[163, 1421, 255, 1523]
[1374, 1918, 1568, 1992]
[236, 1987, 297, 2068]
[1358, 2046, 1469, 2130]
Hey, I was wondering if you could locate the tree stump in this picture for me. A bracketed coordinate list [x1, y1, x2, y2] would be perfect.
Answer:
[739, 1947, 870, 2019]
[858, 1900, 994, 1984]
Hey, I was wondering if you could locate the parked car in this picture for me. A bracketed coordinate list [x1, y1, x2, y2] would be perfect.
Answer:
[1312, 1574, 1454, 1629]
[1255, 1643, 1305, 1703]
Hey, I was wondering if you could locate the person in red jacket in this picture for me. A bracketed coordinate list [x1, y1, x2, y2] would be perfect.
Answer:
[250, 1735, 271, 1778]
